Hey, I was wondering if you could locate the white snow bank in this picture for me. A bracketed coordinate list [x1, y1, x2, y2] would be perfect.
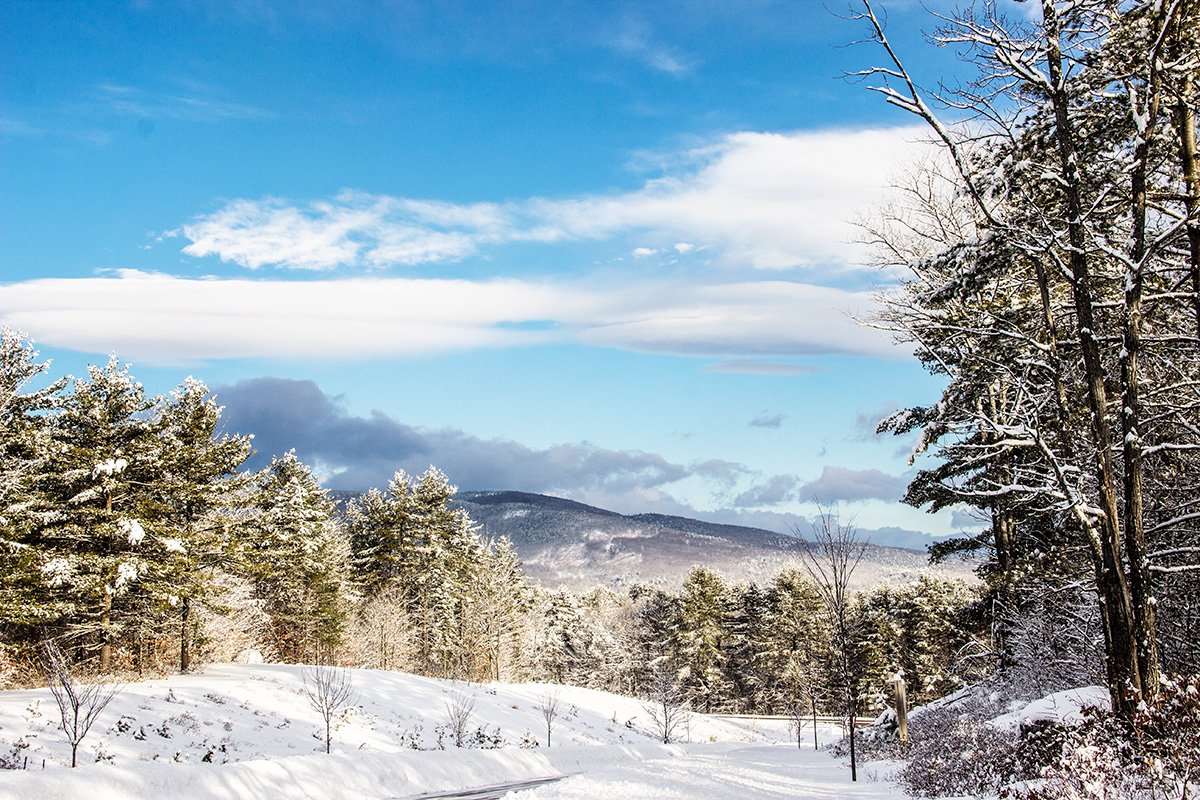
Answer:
[0, 664, 794, 773]
[990, 686, 1110, 731]
[0, 743, 690, 800]
[2, 664, 836, 799]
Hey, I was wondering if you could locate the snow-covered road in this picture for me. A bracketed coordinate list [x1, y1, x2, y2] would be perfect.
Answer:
[494, 746, 902, 800]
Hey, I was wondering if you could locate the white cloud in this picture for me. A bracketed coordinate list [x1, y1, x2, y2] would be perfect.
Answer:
[0, 270, 895, 364]
[96, 84, 270, 122]
[603, 19, 694, 76]
[175, 126, 929, 272]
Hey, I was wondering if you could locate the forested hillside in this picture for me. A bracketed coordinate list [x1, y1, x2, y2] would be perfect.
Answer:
[449, 490, 973, 591]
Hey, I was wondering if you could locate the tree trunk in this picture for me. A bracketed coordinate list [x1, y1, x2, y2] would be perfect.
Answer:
[847, 685, 857, 782]
[1121, 11, 1168, 698]
[1041, 0, 1142, 718]
[101, 491, 113, 672]
[1173, 49, 1200, 337]
[100, 593, 112, 673]
[812, 694, 819, 750]
[180, 596, 191, 673]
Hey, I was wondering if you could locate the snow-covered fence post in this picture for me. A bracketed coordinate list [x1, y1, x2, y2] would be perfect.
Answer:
[888, 671, 908, 743]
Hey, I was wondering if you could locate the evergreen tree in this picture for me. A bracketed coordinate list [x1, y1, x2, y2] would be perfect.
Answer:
[675, 566, 730, 712]
[0, 328, 64, 635]
[34, 358, 168, 671]
[627, 584, 682, 697]
[247, 452, 351, 663]
[761, 569, 832, 717]
[346, 467, 484, 676]
[723, 583, 771, 713]
[150, 377, 254, 671]
[462, 536, 528, 681]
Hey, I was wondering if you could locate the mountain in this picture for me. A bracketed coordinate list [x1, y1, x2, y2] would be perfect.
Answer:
[451, 491, 973, 591]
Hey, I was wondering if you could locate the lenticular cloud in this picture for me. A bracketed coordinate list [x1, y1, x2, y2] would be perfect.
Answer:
[175, 127, 927, 272]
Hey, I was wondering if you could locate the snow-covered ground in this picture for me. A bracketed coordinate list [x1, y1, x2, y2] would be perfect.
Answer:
[0, 664, 905, 799]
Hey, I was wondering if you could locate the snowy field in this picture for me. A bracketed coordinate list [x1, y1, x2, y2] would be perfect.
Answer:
[0, 664, 904, 799]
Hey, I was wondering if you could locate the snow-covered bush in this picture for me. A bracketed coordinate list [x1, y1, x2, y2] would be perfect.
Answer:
[1013, 675, 1200, 800]
[891, 688, 1024, 798]
[849, 682, 1042, 798]
[468, 725, 504, 748]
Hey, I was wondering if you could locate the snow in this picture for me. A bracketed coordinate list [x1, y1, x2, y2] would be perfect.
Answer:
[114, 561, 139, 589]
[159, 538, 185, 554]
[92, 459, 128, 480]
[990, 685, 1110, 731]
[0, 665, 902, 800]
[117, 519, 144, 546]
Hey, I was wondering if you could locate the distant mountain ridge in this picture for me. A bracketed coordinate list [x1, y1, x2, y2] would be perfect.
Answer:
[328, 488, 973, 591]
[455, 491, 972, 591]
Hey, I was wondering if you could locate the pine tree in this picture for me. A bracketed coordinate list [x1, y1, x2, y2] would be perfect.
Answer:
[462, 536, 528, 681]
[723, 583, 770, 713]
[761, 569, 831, 717]
[34, 357, 168, 671]
[150, 377, 254, 672]
[675, 566, 730, 712]
[247, 452, 351, 663]
[347, 467, 485, 677]
[0, 328, 65, 634]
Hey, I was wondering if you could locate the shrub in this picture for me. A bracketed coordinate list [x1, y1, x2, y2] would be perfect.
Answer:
[847, 682, 1030, 798]
[1013, 675, 1200, 800]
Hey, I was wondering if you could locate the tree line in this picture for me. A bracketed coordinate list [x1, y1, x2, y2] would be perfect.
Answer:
[0, 329, 982, 720]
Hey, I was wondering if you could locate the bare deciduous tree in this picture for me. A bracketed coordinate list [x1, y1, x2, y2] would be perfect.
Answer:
[42, 641, 123, 767]
[642, 667, 689, 744]
[534, 689, 560, 747]
[795, 507, 867, 781]
[302, 664, 356, 754]
[441, 693, 476, 748]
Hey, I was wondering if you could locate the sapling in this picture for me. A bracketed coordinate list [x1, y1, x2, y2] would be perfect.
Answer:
[302, 664, 356, 754]
[42, 642, 123, 768]
[534, 690, 560, 747]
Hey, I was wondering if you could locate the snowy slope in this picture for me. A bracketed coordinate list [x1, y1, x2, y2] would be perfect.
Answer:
[0, 665, 903, 800]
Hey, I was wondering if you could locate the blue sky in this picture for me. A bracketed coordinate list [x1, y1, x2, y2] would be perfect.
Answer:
[1, 0, 1000, 546]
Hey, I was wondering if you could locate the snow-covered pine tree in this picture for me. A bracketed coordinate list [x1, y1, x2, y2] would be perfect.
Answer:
[34, 357, 172, 672]
[347, 467, 485, 677]
[246, 452, 352, 664]
[460, 536, 528, 681]
[722, 583, 771, 713]
[150, 377, 254, 672]
[675, 566, 731, 712]
[0, 328, 66, 640]
[759, 569, 831, 717]
[526, 589, 587, 684]
[627, 584, 682, 698]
